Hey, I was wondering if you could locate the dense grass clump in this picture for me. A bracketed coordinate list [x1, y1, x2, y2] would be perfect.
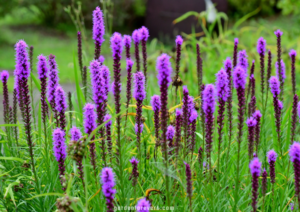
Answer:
[1, 6, 300, 212]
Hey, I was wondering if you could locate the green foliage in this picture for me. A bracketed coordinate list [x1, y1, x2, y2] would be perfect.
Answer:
[277, 0, 300, 15]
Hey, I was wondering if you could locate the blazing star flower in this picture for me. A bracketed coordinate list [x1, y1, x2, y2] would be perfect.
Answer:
[100, 167, 116, 211]
[93, 7, 105, 45]
[55, 86, 67, 113]
[48, 54, 59, 108]
[202, 84, 216, 115]
[130, 157, 139, 186]
[175, 108, 182, 156]
[175, 35, 183, 45]
[70, 126, 82, 141]
[135, 123, 144, 134]
[133, 71, 146, 101]
[104, 114, 112, 128]
[257, 37, 266, 55]
[151, 95, 161, 112]
[233, 66, 247, 89]
[83, 103, 97, 134]
[53, 128, 67, 182]
[139, 26, 149, 42]
[275, 60, 286, 83]
[123, 35, 132, 59]
[166, 125, 175, 141]
[132, 30, 141, 44]
[216, 68, 229, 102]
[233, 38, 239, 67]
[274, 29, 283, 37]
[246, 117, 257, 159]
[110, 32, 123, 59]
[237, 50, 248, 72]
[151, 95, 161, 150]
[290, 49, 297, 94]
[136, 198, 151, 212]
[157, 53, 172, 86]
[269, 76, 280, 97]
[289, 142, 300, 210]
[267, 150, 277, 184]
[15, 40, 30, 80]
[249, 157, 261, 211]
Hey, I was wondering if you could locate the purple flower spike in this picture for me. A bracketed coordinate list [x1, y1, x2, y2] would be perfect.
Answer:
[99, 55, 105, 64]
[246, 117, 257, 160]
[83, 103, 97, 134]
[290, 142, 300, 209]
[70, 126, 82, 141]
[37, 55, 49, 123]
[140, 26, 149, 84]
[134, 71, 146, 153]
[184, 162, 193, 208]
[123, 35, 132, 59]
[291, 95, 298, 144]
[275, 60, 286, 85]
[257, 37, 266, 55]
[130, 157, 139, 186]
[132, 29, 141, 44]
[237, 50, 248, 73]
[233, 38, 239, 67]
[100, 167, 116, 212]
[83, 103, 97, 171]
[262, 168, 268, 196]
[267, 150, 277, 184]
[15, 40, 30, 80]
[253, 110, 262, 154]
[151, 95, 161, 151]
[166, 125, 175, 155]
[104, 113, 113, 158]
[203, 84, 216, 164]
[249, 157, 261, 212]
[125, 59, 134, 122]
[53, 128, 67, 189]
[157, 53, 172, 86]
[202, 84, 216, 115]
[139, 26, 149, 42]
[290, 49, 297, 94]
[93, 6, 105, 59]
[135, 123, 144, 134]
[1, 71, 10, 124]
[274, 29, 283, 37]
[176, 35, 183, 45]
[278, 100, 283, 110]
[233, 66, 247, 89]
[55, 86, 67, 131]
[110, 32, 123, 59]
[132, 29, 141, 71]
[189, 109, 198, 154]
[48, 54, 59, 111]
[136, 198, 151, 212]
[269, 76, 281, 97]
[216, 68, 229, 101]
[134, 71, 146, 101]
[175, 108, 182, 156]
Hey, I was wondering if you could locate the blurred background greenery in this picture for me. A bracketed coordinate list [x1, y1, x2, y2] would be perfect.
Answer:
[0, 0, 300, 92]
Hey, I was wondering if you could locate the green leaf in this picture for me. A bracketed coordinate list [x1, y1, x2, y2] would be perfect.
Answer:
[173, 11, 199, 24]
[233, 7, 261, 29]
[25, 193, 64, 200]
[73, 51, 85, 116]
[0, 156, 24, 162]
[0, 124, 21, 127]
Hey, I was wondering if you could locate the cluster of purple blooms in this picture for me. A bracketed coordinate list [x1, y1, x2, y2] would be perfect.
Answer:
[3, 4, 300, 212]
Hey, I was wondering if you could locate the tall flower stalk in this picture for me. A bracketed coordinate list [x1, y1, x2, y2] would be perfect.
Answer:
[173, 35, 183, 103]
[291, 95, 298, 144]
[77, 31, 83, 78]
[37, 55, 49, 140]
[140, 26, 149, 86]
[69, 126, 85, 188]
[68, 92, 72, 127]
[267, 149, 277, 210]
[53, 128, 67, 190]
[189, 110, 198, 158]
[233, 38, 239, 67]
[249, 157, 261, 212]
[123, 35, 131, 59]
[253, 110, 262, 154]
[274, 30, 283, 99]
[166, 125, 175, 156]
[262, 168, 268, 211]
[265, 50, 272, 109]
[48, 54, 59, 127]
[246, 117, 257, 160]
[100, 167, 116, 212]
[29, 46, 36, 127]
[216, 68, 229, 174]
[125, 59, 134, 125]
[15, 40, 38, 187]
[93, 6, 105, 59]
[184, 162, 193, 212]
[132, 29, 141, 72]
[269, 76, 282, 156]
[13, 88, 19, 145]
[275, 59, 286, 99]
[196, 43, 203, 97]
[289, 49, 297, 95]
[1, 71, 10, 136]
[175, 108, 182, 158]
[134, 71, 146, 157]
[104, 113, 112, 160]
[289, 142, 300, 210]
[151, 95, 161, 158]
[257, 37, 266, 106]
[55, 86, 67, 132]
[156, 53, 172, 207]
[232, 65, 247, 210]
[83, 103, 97, 175]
